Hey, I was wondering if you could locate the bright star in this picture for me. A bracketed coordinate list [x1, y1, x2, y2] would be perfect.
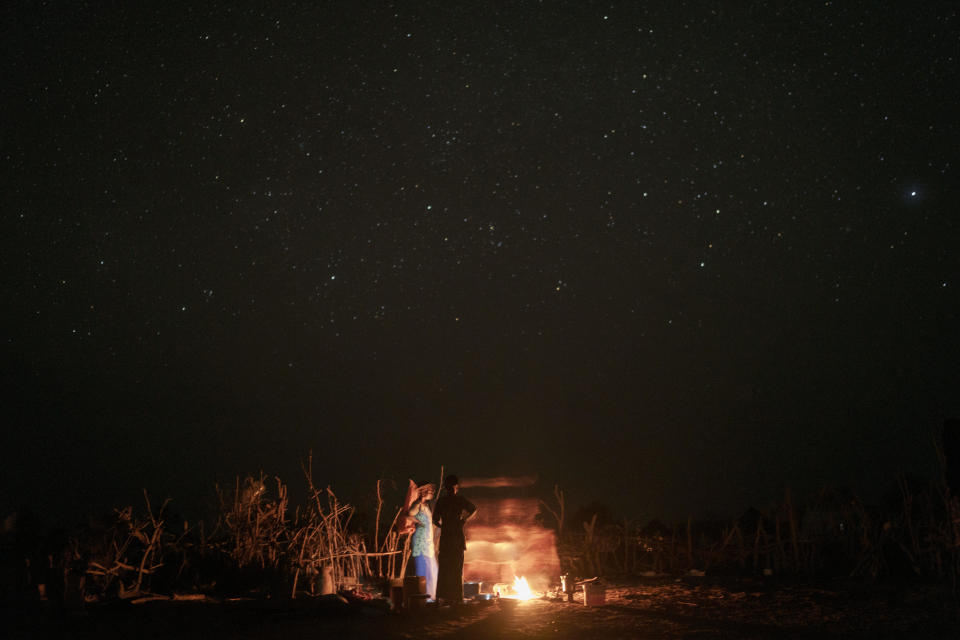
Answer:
[902, 184, 925, 204]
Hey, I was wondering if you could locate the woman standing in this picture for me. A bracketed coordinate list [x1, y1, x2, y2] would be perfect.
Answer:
[432, 474, 477, 605]
[407, 481, 438, 600]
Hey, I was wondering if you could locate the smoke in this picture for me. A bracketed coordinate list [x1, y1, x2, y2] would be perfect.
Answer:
[459, 475, 538, 488]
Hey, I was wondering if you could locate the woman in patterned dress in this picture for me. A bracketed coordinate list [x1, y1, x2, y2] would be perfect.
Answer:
[408, 481, 438, 600]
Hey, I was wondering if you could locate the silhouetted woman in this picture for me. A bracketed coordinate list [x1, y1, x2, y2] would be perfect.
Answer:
[432, 474, 476, 605]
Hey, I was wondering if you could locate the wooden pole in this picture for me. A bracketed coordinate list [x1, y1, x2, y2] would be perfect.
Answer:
[753, 519, 763, 572]
[375, 479, 383, 576]
[786, 489, 800, 572]
[624, 517, 630, 571]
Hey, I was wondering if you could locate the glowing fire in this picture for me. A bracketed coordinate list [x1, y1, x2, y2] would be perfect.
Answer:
[512, 575, 534, 600]
[463, 499, 561, 593]
[460, 476, 560, 601]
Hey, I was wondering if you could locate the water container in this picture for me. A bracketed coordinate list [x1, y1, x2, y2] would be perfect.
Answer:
[403, 575, 426, 608]
[583, 582, 605, 606]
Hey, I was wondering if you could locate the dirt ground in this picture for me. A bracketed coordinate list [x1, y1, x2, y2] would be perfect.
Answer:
[15, 577, 960, 639]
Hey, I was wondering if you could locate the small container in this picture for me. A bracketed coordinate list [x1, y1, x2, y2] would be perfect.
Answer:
[390, 584, 404, 610]
[403, 575, 426, 609]
[403, 575, 426, 595]
[560, 574, 575, 602]
[583, 582, 605, 606]
[463, 581, 481, 598]
[407, 593, 430, 611]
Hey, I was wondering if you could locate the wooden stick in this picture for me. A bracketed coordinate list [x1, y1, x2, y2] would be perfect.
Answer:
[374, 479, 383, 576]
[786, 489, 800, 572]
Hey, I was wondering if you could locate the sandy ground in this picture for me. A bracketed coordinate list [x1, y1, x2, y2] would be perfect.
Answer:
[14, 577, 960, 639]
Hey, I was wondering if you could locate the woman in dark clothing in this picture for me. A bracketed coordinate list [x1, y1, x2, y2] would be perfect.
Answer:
[432, 474, 477, 605]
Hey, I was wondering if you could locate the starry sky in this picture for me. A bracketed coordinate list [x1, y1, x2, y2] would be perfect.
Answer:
[3, 1, 959, 524]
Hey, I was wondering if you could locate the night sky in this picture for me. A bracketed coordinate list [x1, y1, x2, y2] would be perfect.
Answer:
[3, 2, 958, 524]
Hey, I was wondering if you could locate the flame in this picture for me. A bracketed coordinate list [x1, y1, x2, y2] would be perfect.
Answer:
[458, 478, 561, 601]
[463, 501, 561, 590]
[512, 575, 534, 600]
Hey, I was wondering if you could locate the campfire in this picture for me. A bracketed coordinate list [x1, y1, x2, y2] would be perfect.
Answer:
[509, 575, 534, 600]
[460, 476, 560, 598]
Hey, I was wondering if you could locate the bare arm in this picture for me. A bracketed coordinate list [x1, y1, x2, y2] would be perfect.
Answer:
[407, 495, 422, 517]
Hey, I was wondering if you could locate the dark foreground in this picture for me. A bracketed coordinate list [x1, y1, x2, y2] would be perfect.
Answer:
[13, 577, 960, 639]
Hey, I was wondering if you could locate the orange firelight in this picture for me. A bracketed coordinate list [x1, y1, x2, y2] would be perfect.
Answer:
[461, 477, 561, 596]
[512, 575, 534, 600]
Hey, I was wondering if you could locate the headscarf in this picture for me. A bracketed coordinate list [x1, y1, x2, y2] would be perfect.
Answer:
[398, 479, 436, 535]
